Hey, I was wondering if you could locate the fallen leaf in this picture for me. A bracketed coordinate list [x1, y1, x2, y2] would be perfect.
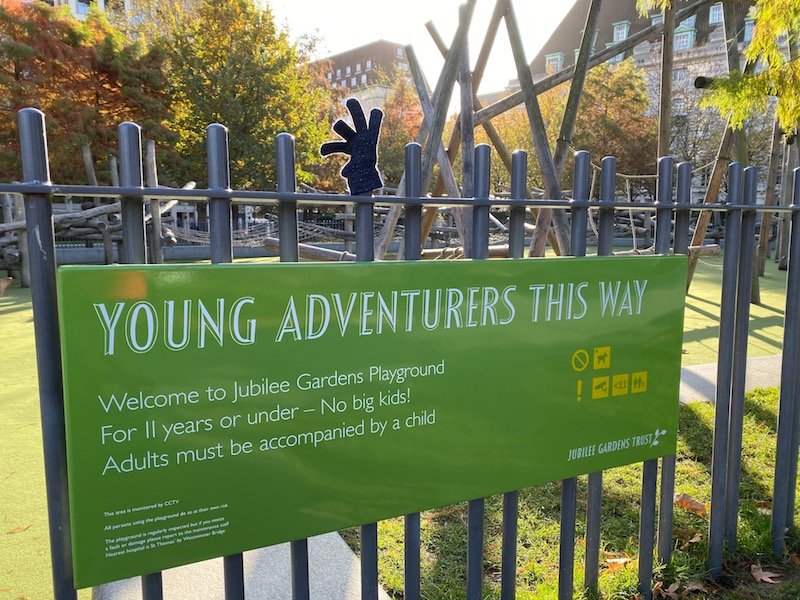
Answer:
[6, 524, 31, 535]
[750, 563, 782, 584]
[790, 553, 800, 566]
[604, 556, 635, 573]
[685, 581, 709, 593]
[674, 493, 707, 518]
[680, 532, 703, 550]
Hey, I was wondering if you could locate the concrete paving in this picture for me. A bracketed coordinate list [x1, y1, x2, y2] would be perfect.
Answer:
[680, 354, 783, 403]
[92, 532, 390, 600]
[94, 355, 785, 600]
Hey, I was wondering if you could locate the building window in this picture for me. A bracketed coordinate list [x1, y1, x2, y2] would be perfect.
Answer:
[610, 52, 624, 64]
[709, 3, 724, 24]
[341, 80, 347, 88]
[674, 31, 694, 50]
[327, 72, 332, 80]
[351, 77, 356, 86]
[574, 48, 580, 63]
[744, 19, 754, 42]
[396, 47, 404, 57]
[651, 13, 663, 26]
[678, 15, 697, 29]
[356, 63, 361, 73]
[545, 52, 564, 73]
[336, 69, 341, 78]
[361, 74, 367, 85]
[366, 59, 372, 70]
[612, 21, 630, 42]
[345, 66, 351, 75]
[76, 0, 90, 15]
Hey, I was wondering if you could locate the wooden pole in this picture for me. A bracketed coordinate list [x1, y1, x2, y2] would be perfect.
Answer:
[145, 140, 164, 264]
[553, 0, 604, 176]
[657, 5, 675, 160]
[504, 0, 570, 256]
[458, 17, 475, 258]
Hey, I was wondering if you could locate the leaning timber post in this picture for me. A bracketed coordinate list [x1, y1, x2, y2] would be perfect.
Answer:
[553, 0, 603, 176]
[14, 193, 31, 286]
[779, 143, 799, 269]
[504, 1, 570, 257]
[752, 118, 783, 299]
[458, 20, 475, 258]
[145, 140, 164, 264]
[657, 5, 675, 160]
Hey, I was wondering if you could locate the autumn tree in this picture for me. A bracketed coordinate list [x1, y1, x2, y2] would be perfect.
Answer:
[475, 59, 656, 190]
[377, 69, 424, 187]
[0, 1, 172, 183]
[160, 0, 328, 189]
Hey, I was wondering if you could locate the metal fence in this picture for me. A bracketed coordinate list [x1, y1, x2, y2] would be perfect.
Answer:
[4, 107, 800, 600]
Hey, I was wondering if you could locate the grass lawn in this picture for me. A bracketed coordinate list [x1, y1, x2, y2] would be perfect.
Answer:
[0, 254, 793, 599]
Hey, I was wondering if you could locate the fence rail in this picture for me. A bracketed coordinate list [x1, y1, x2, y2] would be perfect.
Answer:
[7, 107, 800, 600]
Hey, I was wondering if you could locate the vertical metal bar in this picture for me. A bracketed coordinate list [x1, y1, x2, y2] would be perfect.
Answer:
[276, 133, 311, 600]
[119, 120, 163, 600]
[472, 144, 491, 259]
[404, 143, 423, 262]
[500, 150, 528, 600]
[500, 491, 518, 600]
[644, 156, 673, 595]
[597, 157, 616, 256]
[207, 124, 233, 264]
[402, 142, 422, 600]
[558, 477, 577, 600]
[277, 133, 299, 262]
[467, 498, 485, 600]
[673, 162, 692, 255]
[570, 151, 589, 258]
[773, 167, 800, 554]
[638, 460, 658, 600]
[708, 162, 744, 579]
[654, 156, 674, 255]
[17, 108, 77, 600]
[360, 522, 379, 600]
[118, 122, 146, 265]
[207, 124, 245, 599]
[468, 146, 491, 600]
[508, 151, 527, 259]
[659, 167, 689, 567]
[357, 191, 378, 600]
[724, 166, 758, 551]
[581, 153, 613, 599]
[567, 152, 596, 596]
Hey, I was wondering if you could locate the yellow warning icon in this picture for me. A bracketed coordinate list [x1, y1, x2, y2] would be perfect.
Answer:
[593, 346, 611, 370]
[592, 376, 610, 399]
[631, 371, 649, 393]
[612, 374, 630, 397]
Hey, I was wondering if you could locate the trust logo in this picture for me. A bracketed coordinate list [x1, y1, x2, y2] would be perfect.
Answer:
[651, 428, 668, 447]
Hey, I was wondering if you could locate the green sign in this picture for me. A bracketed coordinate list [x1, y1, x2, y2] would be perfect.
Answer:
[57, 256, 686, 587]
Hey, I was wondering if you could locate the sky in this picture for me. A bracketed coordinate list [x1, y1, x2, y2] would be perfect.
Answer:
[268, 1, 575, 97]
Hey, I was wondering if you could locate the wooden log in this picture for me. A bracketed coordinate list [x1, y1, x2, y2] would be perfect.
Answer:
[457, 12, 475, 258]
[145, 140, 164, 264]
[553, 0, 603, 176]
[756, 116, 786, 275]
[657, 5, 675, 159]
[504, 1, 570, 257]
[263, 237, 356, 262]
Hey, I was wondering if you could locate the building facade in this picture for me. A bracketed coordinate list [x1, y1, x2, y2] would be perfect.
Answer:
[316, 39, 411, 111]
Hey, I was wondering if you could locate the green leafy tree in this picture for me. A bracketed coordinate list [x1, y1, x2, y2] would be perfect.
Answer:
[0, 1, 172, 183]
[161, 0, 328, 189]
